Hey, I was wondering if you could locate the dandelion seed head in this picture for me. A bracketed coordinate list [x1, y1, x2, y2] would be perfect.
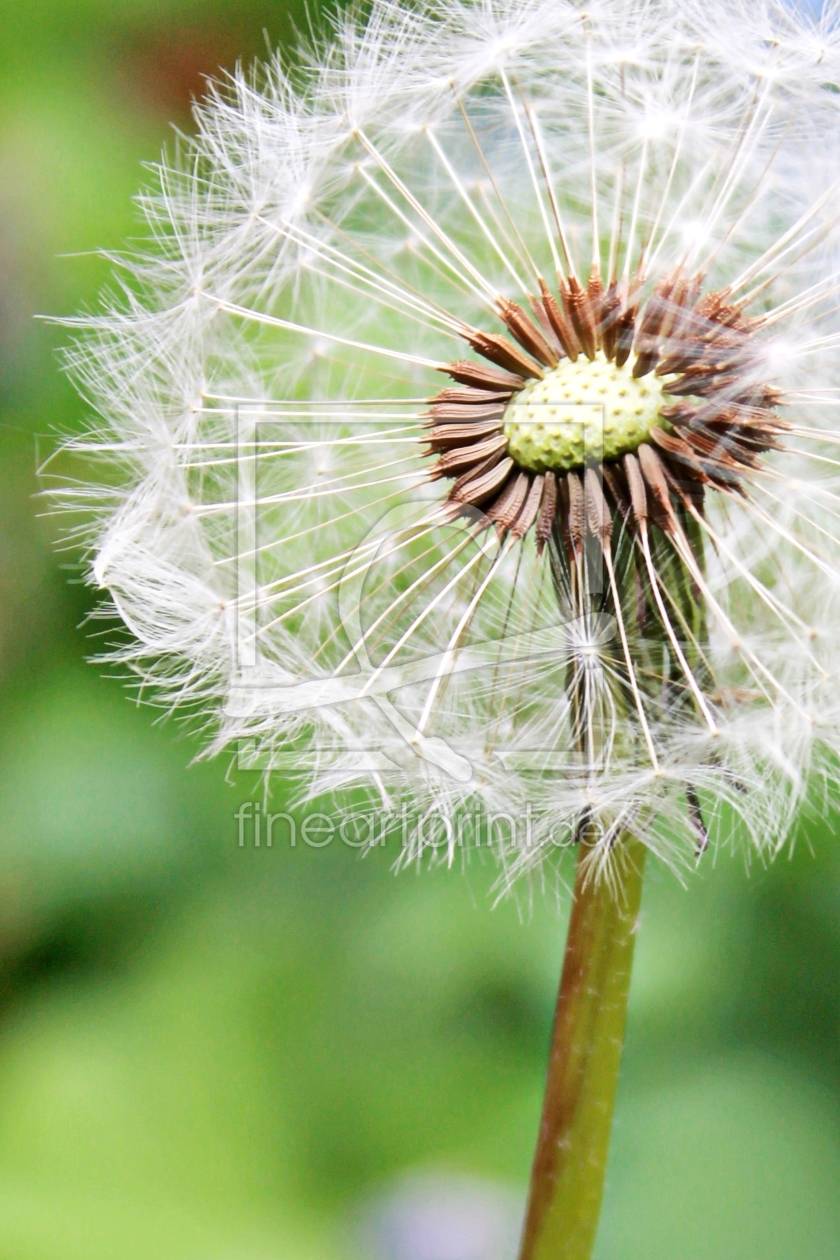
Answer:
[55, 0, 840, 887]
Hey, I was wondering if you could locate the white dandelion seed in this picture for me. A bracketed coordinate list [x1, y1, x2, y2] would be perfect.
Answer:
[56, 0, 840, 885]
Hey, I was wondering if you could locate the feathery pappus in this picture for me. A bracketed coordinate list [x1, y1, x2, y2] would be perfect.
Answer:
[57, 0, 840, 884]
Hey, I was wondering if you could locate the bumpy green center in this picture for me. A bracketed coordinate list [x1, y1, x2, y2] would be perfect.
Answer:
[502, 351, 667, 472]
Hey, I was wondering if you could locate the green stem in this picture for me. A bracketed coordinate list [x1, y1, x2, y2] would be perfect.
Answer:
[518, 836, 647, 1260]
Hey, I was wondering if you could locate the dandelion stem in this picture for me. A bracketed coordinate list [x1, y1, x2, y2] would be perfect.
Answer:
[518, 835, 646, 1260]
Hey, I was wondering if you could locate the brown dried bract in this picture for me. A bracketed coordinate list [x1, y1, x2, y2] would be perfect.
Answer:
[425, 266, 785, 562]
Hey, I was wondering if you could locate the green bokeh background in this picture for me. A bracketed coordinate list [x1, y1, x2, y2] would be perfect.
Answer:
[0, 3, 838, 1256]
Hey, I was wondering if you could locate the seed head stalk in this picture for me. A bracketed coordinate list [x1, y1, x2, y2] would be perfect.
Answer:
[519, 834, 646, 1260]
[517, 445, 703, 1257]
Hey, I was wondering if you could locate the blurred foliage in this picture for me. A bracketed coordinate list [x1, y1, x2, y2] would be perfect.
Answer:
[0, 1, 838, 1257]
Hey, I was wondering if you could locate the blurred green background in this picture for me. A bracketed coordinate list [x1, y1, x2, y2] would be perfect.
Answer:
[0, 2, 839, 1257]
